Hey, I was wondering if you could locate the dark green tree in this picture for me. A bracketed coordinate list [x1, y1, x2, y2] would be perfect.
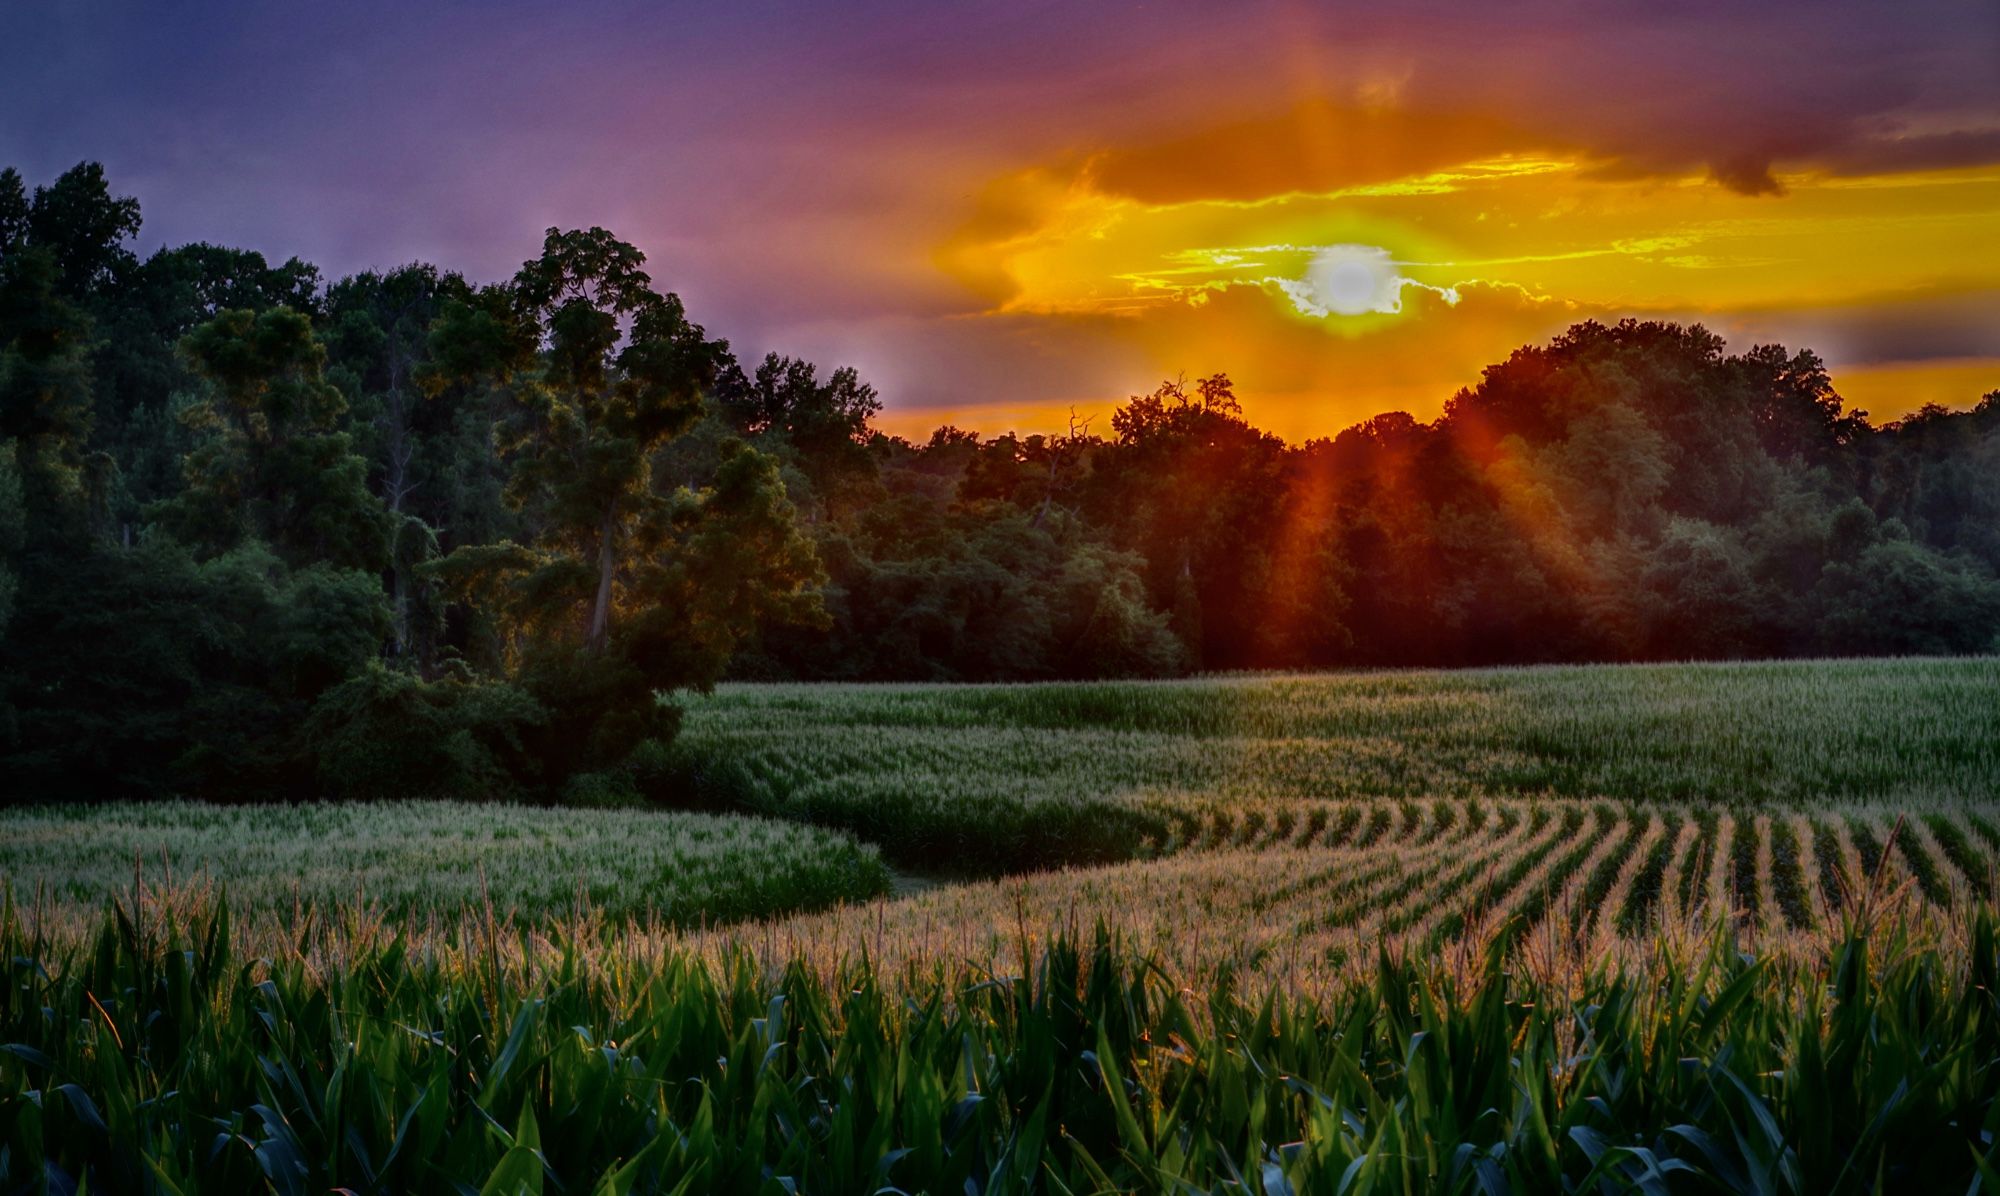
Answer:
[716, 353, 882, 512]
[16, 162, 140, 300]
[152, 306, 391, 571]
[322, 264, 498, 664]
[427, 228, 825, 783]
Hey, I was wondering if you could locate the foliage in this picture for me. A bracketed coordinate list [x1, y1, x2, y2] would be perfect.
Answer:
[4, 159, 2000, 801]
[422, 227, 827, 782]
[301, 664, 545, 801]
[153, 305, 392, 571]
[746, 498, 1184, 681]
[715, 351, 881, 510]
[1, 893, 1995, 1193]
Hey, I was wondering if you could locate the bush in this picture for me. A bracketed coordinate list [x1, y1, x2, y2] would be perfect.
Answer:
[302, 664, 544, 801]
[626, 733, 758, 811]
[512, 644, 682, 784]
[559, 768, 645, 808]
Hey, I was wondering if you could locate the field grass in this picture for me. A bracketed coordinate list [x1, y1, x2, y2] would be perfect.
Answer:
[4, 658, 1999, 1191]
[0, 801, 891, 926]
[676, 657, 2000, 873]
[2, 895, 1994, 1194]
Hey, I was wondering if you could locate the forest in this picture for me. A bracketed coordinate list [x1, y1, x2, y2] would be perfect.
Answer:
[4, 161, 1998, 804]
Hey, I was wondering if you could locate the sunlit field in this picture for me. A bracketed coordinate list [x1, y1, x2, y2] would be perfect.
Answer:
[0, 801, 890, 927]
[675, 656, 2000, 869]
[5, 658, 1999, 1192]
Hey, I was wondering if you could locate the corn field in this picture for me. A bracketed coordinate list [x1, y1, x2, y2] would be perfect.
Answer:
[0, 802, 891, 927]
[679, 800, 2000, 994]
[675, 658, 2000, 874]
[1, 893, 1996, 1193]
[4, 658, 1999, 1191]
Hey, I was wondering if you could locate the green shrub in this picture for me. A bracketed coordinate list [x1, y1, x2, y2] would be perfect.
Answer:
[560, 768, 644, 808]
[303, 664, 543, 800]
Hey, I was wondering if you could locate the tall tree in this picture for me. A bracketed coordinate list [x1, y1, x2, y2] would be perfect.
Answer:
[152, 306, 391, 572]
[323, 264, 493, 664]
[17, 162, 140, 301]
[427, 227, 824, 780]
[0, 178, 106, 543]
[432, 227, 724, 650]
[716, 353, 882, 511]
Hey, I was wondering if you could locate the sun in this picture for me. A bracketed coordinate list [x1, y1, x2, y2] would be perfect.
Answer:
[1313, 250, 1391, 315]
[1272, 244, 1465, 322]
[1300, 245, 1406, 316]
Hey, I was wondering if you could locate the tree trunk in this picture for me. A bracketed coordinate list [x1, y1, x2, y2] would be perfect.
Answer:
[587, 510, 617, 649]
[392, 560, 409, 657]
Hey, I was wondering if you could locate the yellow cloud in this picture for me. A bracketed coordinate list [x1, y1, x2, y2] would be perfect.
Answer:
[922, 107, 2000, 438]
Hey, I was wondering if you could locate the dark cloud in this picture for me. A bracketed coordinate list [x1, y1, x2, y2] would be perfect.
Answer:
[1707, 288, 2000, 368]
[1825, 128, 2000, 177]
[1033, 1, 2000, 200]
[1708, 159, 1788, 198]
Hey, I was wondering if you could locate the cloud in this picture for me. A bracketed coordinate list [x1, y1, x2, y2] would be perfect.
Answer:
[1013, 4, 2000, 201]
[10, 0, 1998, 442]
[1708, 158, 1788, 197]
[1085, 101, 1544, 205]
[1823, 127, 2000, 177]
[1700, 287, 2000, 368]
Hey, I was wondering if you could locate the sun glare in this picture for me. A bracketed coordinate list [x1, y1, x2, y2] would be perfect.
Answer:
[1274, 244, 1462, 319]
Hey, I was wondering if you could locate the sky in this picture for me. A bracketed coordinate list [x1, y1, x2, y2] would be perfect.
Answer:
[4, 0, 1998, 441]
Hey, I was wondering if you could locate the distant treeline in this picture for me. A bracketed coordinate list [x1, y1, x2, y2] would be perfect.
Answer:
[3, 162, 1996, 801]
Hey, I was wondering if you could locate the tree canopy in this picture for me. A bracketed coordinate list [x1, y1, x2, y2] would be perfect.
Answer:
[3, 161, 1997, 802]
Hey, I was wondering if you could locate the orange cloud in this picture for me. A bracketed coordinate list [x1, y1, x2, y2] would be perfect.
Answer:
[907, 94, 2000, 442]
[1086, 101, 1548, 205]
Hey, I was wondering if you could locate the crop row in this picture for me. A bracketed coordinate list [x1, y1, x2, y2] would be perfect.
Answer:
[668, 660, 2000, 876]
[673, 799, 1999, 990]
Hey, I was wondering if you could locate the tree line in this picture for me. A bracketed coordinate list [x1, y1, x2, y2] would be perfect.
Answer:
[3, 162, 1996, 801]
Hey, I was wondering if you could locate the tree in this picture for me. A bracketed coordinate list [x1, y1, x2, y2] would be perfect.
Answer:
[152, 306, 391, 572]
[0, 170, 27, 254]
[715, 353, 882, 512]
[323, 264, 493, 664]
[1090, 373, 1294, 667]
[1736, 343, 1863, 465]
[0, 220, 99, 530]
[16, 162, 140, 301]
[325, 264, 473, 516]
[429, 228, 724, 649]
[426, 227, 825, 782]
[1814, 531, 2000, 654]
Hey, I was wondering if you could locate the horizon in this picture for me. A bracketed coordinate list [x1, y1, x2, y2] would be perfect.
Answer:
[6, 0, 1999, 440]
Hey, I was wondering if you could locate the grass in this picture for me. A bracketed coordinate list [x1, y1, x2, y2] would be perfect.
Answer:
[0, 801, 890, 926]
[676, 657, 2000, 873]
[5, 657, 1999, 1191]
[2, 894, 1995, 1194]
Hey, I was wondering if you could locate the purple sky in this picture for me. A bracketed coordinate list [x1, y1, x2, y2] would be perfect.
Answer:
[6, 0, 1998, 432]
